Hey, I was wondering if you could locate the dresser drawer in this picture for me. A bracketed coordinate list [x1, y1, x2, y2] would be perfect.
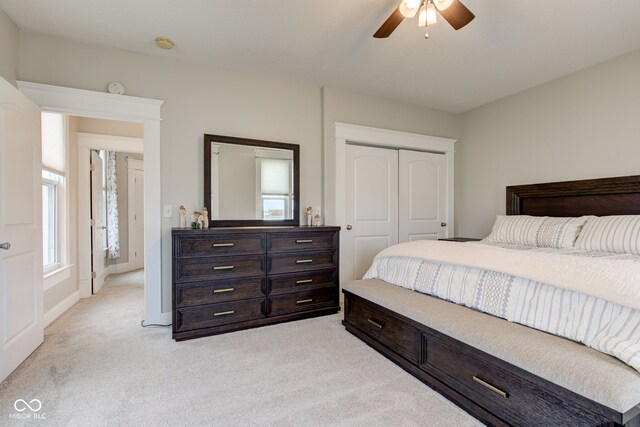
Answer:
[422, 333, 589, 425]
[175, 255, 266, 281]
[268, 287, 338, 316]
[175, 298, 265, 332]
[268, 269, 337, 295]
[175, 277, 266, 308]
[268, 231, 338, 253]
[175, 234, 265, 258]
[345, 294, 419, 364]
[268, 250, 337, 274]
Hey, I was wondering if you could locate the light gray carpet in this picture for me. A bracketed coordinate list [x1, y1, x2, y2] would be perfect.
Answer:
[0, 271, 481, 426]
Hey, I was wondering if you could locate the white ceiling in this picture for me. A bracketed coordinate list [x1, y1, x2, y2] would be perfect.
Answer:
[2, 0, 640, 113]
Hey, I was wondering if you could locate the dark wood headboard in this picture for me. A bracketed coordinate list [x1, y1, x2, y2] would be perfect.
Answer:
[506, 175, 640, 217]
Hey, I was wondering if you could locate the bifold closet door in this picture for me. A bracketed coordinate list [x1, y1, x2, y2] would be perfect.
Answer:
[344, 144, 398, 281]
[399, 150, 447, 242]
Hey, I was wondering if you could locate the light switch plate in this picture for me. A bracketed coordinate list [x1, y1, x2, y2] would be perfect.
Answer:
[163, 205, 173, 218]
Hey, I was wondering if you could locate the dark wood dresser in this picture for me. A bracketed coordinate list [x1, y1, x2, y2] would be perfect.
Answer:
[172, 226, 340, 341]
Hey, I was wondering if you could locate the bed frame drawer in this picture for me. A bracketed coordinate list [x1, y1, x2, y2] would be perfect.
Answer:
[344, 293, 419, 364]
[421, 332, 604, 426]
[342, 290, 628, 427]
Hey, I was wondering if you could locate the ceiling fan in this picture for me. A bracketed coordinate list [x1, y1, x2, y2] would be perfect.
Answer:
[374, 0, 475, 39]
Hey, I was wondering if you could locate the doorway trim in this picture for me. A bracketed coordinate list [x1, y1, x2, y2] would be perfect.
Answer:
[327, 122, 457, 283]
[18, 81, 165, 324]
[127, 158, 144, 271]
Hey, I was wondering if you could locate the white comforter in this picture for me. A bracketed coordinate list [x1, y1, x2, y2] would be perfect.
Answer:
[376, 240, 640, 310]
[363, 240, 640, 372]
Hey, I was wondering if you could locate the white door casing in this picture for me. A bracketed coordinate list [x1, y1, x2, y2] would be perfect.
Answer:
[18, 82, 165, 324]
[133, 169, 144, 269]
[399, 149, 447, 242]
[90, 150, 107, 294]
[0, 76, 43, 383]
[343, 144, 399, 282]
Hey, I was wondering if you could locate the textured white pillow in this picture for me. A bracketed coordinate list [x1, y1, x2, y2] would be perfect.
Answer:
[483, 215, 588, 248]
[575, 215, 640, 255]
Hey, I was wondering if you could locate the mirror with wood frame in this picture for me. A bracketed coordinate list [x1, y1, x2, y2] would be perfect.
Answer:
[204, 134, 300, 227]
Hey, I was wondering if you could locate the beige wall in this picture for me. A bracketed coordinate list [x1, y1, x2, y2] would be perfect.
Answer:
[322, 86, 462, 223]
[76, 117, 144, 139]
[18, 33, 465, 313]
[0, 9, 18, 85]
[18, 32, 326, 313]
[456, 48, 640, 238]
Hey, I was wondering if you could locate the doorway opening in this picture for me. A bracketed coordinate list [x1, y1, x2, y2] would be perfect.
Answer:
[76, 117, 144, 296]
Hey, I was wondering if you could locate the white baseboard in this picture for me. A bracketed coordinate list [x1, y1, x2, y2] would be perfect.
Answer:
[44, 291, 80, 327]
[110, 262, 136, 275]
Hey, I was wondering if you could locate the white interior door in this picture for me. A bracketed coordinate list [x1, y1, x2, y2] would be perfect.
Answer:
[0, 77, 43, 383]
[90, 150, 107, 293]
[343, 144, 398, 282]
[399, 150, 447, 242]
[133, 169, 144, 269]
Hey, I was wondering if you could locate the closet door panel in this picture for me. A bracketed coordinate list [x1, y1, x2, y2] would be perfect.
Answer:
[399, 150, 447, 243]
[344, 145, 399, 281]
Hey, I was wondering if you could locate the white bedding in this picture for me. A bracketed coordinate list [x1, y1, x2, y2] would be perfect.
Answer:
[363, 240, 640, 373]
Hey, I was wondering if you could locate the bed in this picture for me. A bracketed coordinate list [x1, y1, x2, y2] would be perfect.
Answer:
[342, 175, 640, 426]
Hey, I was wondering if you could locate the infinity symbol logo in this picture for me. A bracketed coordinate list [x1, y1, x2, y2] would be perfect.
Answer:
[14, 399, 42, 412]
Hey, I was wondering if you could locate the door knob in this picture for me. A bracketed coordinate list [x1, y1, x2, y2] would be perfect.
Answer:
[441, 222, 447, 227]
[346, 225, 352, 230]
[0, 242, 10, 250]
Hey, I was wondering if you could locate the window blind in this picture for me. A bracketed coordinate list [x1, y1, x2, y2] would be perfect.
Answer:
[261, 159, 291, 195]
[41, 112, 66, 174]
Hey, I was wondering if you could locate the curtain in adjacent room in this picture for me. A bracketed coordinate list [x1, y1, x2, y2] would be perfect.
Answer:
[106, 151, 120, 259]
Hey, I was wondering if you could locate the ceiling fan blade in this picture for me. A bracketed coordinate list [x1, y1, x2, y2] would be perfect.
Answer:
[373, 7, 405, 38]
[438, 0, 475, 30]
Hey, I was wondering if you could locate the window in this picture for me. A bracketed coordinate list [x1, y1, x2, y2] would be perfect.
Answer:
[42, 171, 64, 272]
[41, 112, 67, 274]
[259, 158, 293, 220]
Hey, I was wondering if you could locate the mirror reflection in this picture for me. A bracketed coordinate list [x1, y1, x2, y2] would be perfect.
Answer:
[210, 143, 295, 221]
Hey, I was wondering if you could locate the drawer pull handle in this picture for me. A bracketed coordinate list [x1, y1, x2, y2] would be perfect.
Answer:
[213, 265, 234, 270]
[472, 376, 508, 398]
[296, 239, 313, 243]
[296, 259, 313, 264]
[212, 243, 235, 247]
[296, 299, 314, 304]
[296, 279, 313, 284]
[367, 318, 383, 329]
[213, 288, 234, 294]
[213, 310, 235, 317]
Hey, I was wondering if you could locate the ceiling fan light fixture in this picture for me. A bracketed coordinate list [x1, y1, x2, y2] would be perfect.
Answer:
[426, 1, 438, 25]
[399, 0, 420, 18]
[418, 2, 427, 27]
[434, 0, 454, 11]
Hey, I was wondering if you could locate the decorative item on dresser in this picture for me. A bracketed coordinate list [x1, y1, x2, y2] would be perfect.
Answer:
[172, 226, 340, 341]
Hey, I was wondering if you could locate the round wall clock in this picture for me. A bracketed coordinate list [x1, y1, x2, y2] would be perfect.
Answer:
[107, 82, 126, 95]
